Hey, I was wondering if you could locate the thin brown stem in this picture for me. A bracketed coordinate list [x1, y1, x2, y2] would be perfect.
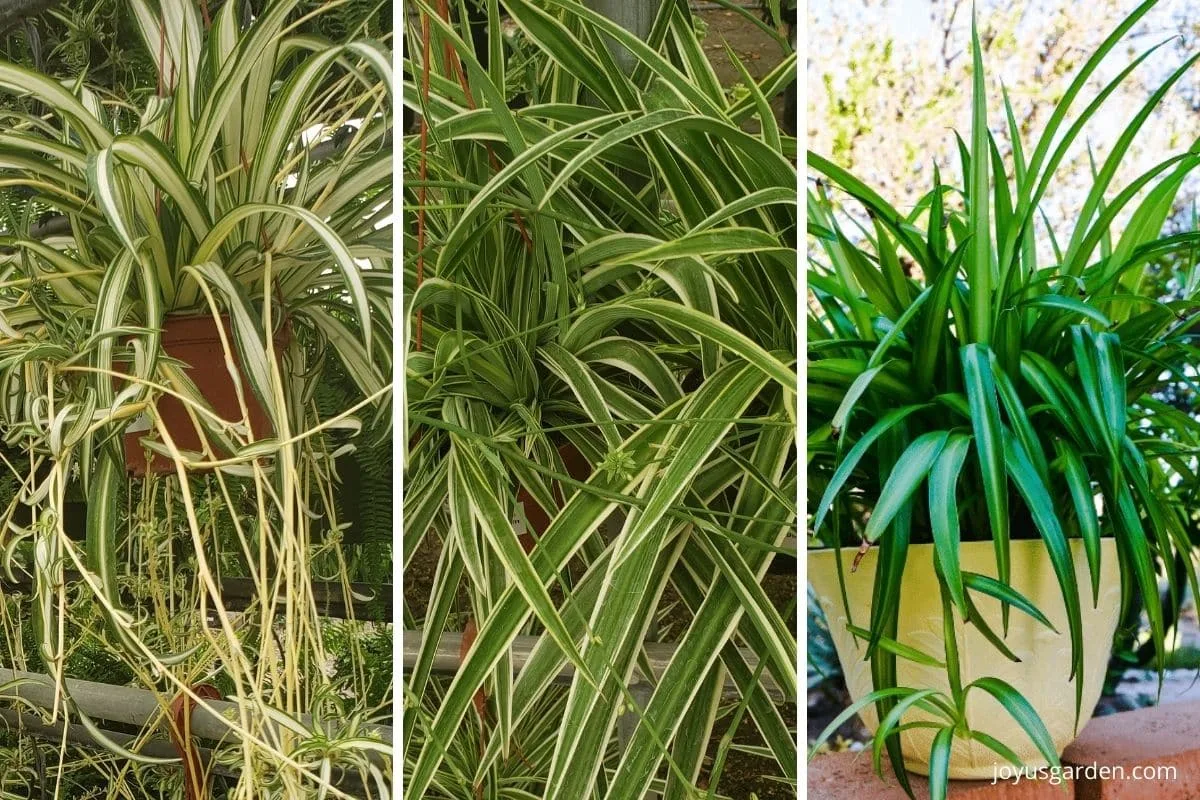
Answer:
[416, 11, 432, 352]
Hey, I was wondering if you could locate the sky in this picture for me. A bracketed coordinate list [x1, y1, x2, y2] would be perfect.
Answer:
[890, 0, 936, 42]
[807, 0, 931, 42]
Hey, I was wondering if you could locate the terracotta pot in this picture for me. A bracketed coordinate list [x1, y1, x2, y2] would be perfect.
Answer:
[514, 443, 592, 550]
[808, 538, 1120, 778]
[123, 314, 288, 476]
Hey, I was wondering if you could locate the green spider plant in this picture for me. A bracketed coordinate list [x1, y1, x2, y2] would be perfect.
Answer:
[808, 1, 1200, 796]
[403, 1, 797, 797]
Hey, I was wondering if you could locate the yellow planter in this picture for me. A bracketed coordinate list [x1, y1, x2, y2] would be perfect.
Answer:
[808, 538, 1120, 779]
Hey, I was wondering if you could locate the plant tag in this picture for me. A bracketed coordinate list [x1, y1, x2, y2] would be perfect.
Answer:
[126, 410, 152, 434]
[512, 501, 529, 537]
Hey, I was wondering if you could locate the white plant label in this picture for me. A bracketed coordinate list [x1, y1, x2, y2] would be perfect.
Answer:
[126, 410, 152, 434]
[512, 500, 529, 537]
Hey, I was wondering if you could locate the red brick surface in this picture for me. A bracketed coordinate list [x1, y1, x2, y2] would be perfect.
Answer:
[1062, 699, 1200, 800]
[809, 701, 1200, 799]
[807, 750, 1073, 800]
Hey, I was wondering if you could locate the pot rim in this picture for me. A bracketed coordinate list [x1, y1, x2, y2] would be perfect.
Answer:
[140, 312, 292, 346]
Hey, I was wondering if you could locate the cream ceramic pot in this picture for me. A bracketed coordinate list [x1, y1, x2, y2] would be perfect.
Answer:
[808, 538, 1120, 778]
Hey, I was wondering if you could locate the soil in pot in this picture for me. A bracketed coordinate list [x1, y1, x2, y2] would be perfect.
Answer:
[808, 538, 1121, 778]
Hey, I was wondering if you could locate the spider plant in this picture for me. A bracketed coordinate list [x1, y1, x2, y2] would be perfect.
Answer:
[403, 1, 797, 797]
[0, 0, 393, 795]
[0, 0, 391, 456]
[808, 1, 1200, 795]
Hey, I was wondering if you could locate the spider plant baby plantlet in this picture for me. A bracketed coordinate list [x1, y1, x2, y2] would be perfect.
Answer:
[808, 2, 1200, 797]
